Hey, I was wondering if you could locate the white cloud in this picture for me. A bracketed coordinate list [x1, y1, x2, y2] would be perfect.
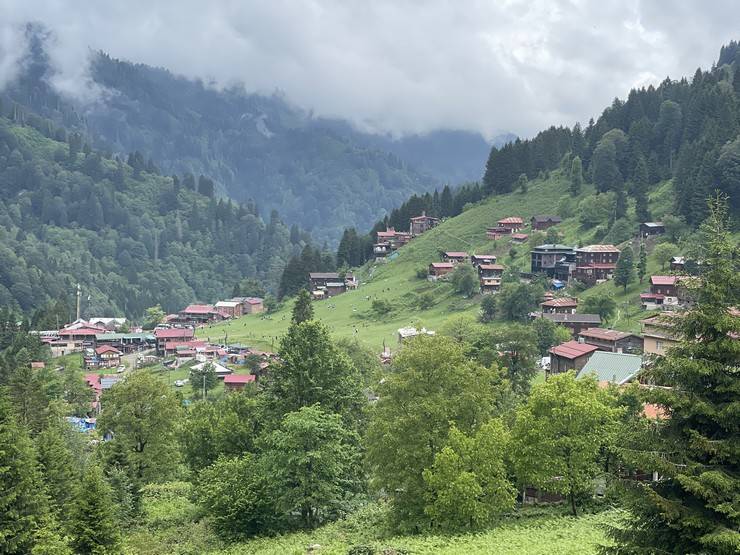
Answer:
[0, 0, 737, 138]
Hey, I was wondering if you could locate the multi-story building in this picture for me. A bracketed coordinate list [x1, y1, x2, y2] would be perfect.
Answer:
[573, 244, 620, 285]
[530, 244, 576, 280]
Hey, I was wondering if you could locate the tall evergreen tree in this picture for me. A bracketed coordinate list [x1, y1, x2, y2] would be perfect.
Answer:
[291, 289, 314, 324]
[35, 420, 79, 522]
[609, 195, 740, 554]
[0, 390, 47, 554]
[570, 155, 583, 196]
[637, 242, 647, 284]
[614, 245, 635, 292]
[69, 465, 121, 555]
[632, 154, 650, 222]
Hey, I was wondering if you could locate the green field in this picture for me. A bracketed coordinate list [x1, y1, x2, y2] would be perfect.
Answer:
[199, 171, 679, 352]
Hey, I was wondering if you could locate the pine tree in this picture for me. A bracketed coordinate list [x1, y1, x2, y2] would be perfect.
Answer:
[69, 465, 121, 555]
[35, 420, 79, 522]
[291, 289, 314, 324]
[609, 195, 740, 554]
[637, 242, 647, 283]
[0, 390, 47, 554]
[614, 245, 635, 291]
[633, 154, 650, 222]
[569, 155, 583, 196]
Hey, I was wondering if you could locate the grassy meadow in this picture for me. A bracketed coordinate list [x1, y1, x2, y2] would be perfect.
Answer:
[199, 170, 672, 352]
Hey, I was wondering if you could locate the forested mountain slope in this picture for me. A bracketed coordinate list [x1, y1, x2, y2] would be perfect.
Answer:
[0, 109, 306, 319]
[0, 28, 503, 243]
[482, 41, 740, 223]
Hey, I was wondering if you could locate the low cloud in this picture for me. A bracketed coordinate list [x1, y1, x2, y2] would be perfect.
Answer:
[0, 0, 738, 138]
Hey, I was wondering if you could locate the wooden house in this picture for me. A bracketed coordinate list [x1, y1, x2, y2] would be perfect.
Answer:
[223, 374, 256, 392]
[530, 244, 576, 280]
[640, 222, 665, 237]
[539, 312, 602, 336]
[577, 328, 644, 354]
[669, 256, 685, 272]
[91, 345, 122, 368]
[154, 327, 194, 355]
[540, 297, 577, 314]
[410, 212, 440, 236]
[510, 233, 529, 244]
[477, 263, 504, 279]
[215, 300, 242, 318]
[480, 277, 501, 294]
[242, 297, 265, 314]
[471, 254, 497, 266]
[442, 251, 469, 264]
[487, 216, 523, 239]
[531, 215, 562, 230]
[179, 304, 224, 325]
[428, 262, 455, 280]
[549, 341, 599, 374]
[573, 245, 620, 285]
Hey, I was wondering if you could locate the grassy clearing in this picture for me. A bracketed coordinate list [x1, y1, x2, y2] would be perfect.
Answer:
[122, 487, 622, 555]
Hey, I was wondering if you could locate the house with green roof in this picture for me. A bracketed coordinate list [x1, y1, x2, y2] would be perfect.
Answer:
[576, 351, 643, 385]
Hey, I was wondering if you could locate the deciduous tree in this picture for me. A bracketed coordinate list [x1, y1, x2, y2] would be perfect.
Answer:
[512, 372, 619, 516]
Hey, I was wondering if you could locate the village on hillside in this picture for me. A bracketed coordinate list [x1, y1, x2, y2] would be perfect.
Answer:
[24, 204, 702, 434]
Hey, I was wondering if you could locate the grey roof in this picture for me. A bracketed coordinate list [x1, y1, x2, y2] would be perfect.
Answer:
[541, 313, 602, 324]
[532, 244, 576, 251]
[577, 351, 643, 384]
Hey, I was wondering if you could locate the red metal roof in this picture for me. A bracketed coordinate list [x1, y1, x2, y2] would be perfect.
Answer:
[224, 374, 256, 384]
[155, 328, 195, 339]
[182, 304, 215, 314]
[497, 216, 523, 224]
[479, 264, 505, 270]
[650, 276, 677, 286]
[444, 251, 468, 257]
[511, 233, 529, 240]
[95, 345, 121, 355]
[549, 341, 599, 359]
[164, 340, 207, 350]
[472, 254, 496, 260]
[430, 262, 455, 268]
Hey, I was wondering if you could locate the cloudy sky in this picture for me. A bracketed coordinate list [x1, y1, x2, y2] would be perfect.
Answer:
[1, 0, 738, 138]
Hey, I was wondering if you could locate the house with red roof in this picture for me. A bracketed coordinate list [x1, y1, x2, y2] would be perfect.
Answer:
[154, 327, 194, 355]
[510, 233, 529, 244]
[477, 264, 504, 279]
[223, 373, 256, 392]
[577, 328, 644, 354]
[549, 341, 599, 374]
[178, 304, 226, 326]
[487, 216, 524, 239]
[88, 345, 122, 368]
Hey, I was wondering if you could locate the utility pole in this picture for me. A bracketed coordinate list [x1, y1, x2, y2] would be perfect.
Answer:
[202, 374, 206, 400]
[76, 283, 81, 321]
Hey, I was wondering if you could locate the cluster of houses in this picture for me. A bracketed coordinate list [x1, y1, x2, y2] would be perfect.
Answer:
[374, 212, 440, 261]
[308, 272, 359, 300]
[428, 251, 503, 294]
[165, 296, 264, 326]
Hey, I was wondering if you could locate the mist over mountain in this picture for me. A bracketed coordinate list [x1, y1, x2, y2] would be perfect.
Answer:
[1, 29, 515, 243]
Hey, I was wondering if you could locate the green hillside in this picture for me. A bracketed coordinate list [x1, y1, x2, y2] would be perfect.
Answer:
[200, 170, 674, 351]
